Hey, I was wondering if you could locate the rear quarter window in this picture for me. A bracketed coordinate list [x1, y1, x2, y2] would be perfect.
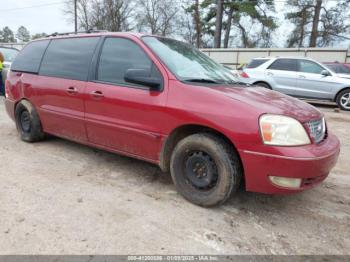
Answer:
[246, 59, 269, 69]
[268, 59, 297, 71]
[11, 40, 50, 73]
[39, 37, 99, 81]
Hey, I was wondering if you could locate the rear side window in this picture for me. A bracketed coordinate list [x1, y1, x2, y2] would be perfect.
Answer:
[268, 59, 297, 71]
[39, 37, 99, 81]
[11, 40, 49, 73]
[246, 59, 269, 69]
[97, 37, 160, 86]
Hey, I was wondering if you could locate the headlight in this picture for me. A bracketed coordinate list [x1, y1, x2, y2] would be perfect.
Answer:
[259, 114, 310, 146]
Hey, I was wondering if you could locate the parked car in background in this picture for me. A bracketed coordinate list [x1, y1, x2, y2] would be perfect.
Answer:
[239, 57, 350, 111]
[323, 62, 350, 79]
[5, 33, 340, 206]
[0, 47, 19, 85]
[223, 63, 247, 78]
[223, 65, 239, 77]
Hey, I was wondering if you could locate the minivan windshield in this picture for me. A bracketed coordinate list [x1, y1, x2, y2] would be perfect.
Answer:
[0, 47, 19, 62]
[142, 36, 238, 84]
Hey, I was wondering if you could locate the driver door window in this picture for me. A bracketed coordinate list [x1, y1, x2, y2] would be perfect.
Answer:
[298, 60, 324, 74]
[97, 37, 160, 87]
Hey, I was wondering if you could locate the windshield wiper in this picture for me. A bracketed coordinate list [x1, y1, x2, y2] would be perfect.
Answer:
[225, 79, 250, 86]
[183, 78, 221, 84]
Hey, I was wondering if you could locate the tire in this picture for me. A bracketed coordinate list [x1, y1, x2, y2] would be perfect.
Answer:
[336, 88, 350, 111]
[254, 82, 271, 89]
[170, 133, 242, 207]
[15, 100, 45, 142]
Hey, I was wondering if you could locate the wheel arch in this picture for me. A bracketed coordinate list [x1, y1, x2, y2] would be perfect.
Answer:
[334, 87, 350, 102]
[159, 124, 243, 175]
[252, 81, 272, 89]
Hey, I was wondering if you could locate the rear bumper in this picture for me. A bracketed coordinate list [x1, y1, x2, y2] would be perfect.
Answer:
[5, 98, 16, 121]
[239, 132, 340, 194]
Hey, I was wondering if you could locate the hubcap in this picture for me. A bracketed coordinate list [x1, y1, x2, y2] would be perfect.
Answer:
[20, 111, 31, 133]
[184, 151, 218, 190]
[340, 92, 350, 109]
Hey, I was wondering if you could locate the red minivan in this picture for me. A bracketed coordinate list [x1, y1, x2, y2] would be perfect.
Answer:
[5, 32, 340, 206]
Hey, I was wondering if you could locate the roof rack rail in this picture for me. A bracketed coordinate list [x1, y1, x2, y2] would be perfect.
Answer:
[48, 29, 108, 37]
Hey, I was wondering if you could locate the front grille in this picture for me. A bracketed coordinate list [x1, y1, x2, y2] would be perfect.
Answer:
[307, 118, 326, 143]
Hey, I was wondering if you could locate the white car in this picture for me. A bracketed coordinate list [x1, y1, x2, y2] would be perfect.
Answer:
[239, 57, 350, 111]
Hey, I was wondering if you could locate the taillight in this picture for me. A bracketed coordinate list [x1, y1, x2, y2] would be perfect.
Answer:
[240, 71, 249, 78]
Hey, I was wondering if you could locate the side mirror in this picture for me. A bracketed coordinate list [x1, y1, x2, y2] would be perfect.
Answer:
[321, 70, 331, 77]
[124, 69, 162, 90]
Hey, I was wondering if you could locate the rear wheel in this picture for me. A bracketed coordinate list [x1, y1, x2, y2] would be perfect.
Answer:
[254, 82, 271, 89]
[336, 88, 350, 111]
[170, 133, 242, 207]
[15, 100, 45, 142]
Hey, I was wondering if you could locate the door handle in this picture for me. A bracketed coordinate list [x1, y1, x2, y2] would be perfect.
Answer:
[267, 72, 274, 76]
[90, 90, 104, 99]
[298, 75, 306, 79]
[66, 86, 78, 94]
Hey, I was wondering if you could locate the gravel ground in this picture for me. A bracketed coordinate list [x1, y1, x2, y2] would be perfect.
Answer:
[0, 97, 349, 255]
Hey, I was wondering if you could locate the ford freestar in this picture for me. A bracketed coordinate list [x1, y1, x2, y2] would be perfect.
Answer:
[4, 32, 340, 206]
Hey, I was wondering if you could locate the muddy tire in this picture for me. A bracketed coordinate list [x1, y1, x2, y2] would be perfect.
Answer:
[170, 133, 242, 207]
[336, 88, 350, 111]
[15, 100, 45, 142]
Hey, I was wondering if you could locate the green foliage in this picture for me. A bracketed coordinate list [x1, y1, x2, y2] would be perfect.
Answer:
[286, 0, 350, 47]
[31, 33, 48, 40]
[16, 26, 31, 42]
[0, 27, 16, 43]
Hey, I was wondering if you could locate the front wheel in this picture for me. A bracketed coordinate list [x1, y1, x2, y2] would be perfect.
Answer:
[336, 88, 350, 111]
[170, 133, 242, 207]
[254, 82, 271, 89]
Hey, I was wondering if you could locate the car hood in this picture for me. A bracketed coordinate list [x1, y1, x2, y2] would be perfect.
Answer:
[209, 85, 322, 123]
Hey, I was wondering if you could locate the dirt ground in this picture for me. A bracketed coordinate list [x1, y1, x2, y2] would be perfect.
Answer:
[0, 97, 349, 255]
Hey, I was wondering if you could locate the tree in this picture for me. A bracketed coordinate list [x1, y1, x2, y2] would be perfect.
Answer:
[64, 0, 134, 32]
[16, 26, 31, 42]
[286, 0, 350, 47]
[102, 0, 133, 31]
[223, 0, 277, 48]
[64, 0, 91, 31]
[199, 0, 277, 48]
[136, 0, 179, 36]
[214, 0, 223, 48]
[309, 0, 322, 47]
[184, 0, 203, 47]
[32, 33, 48, 40]
[0, 27, 16, 43]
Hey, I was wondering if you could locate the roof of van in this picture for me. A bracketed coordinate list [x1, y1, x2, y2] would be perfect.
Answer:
[33, 31, 149, 42]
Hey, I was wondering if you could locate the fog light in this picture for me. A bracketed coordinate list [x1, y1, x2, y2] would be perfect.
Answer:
[269, 176, 302, 189]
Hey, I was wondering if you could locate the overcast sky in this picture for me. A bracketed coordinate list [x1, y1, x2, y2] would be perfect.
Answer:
[0, 0, 72, 34]
[0, 0, 348, 48]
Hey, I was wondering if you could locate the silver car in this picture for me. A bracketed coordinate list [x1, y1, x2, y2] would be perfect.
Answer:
[239, 57, 350, 111]
[0, 47, 19, 92]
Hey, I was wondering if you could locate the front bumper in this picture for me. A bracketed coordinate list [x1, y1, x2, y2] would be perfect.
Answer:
[239, 132, 340, 194]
